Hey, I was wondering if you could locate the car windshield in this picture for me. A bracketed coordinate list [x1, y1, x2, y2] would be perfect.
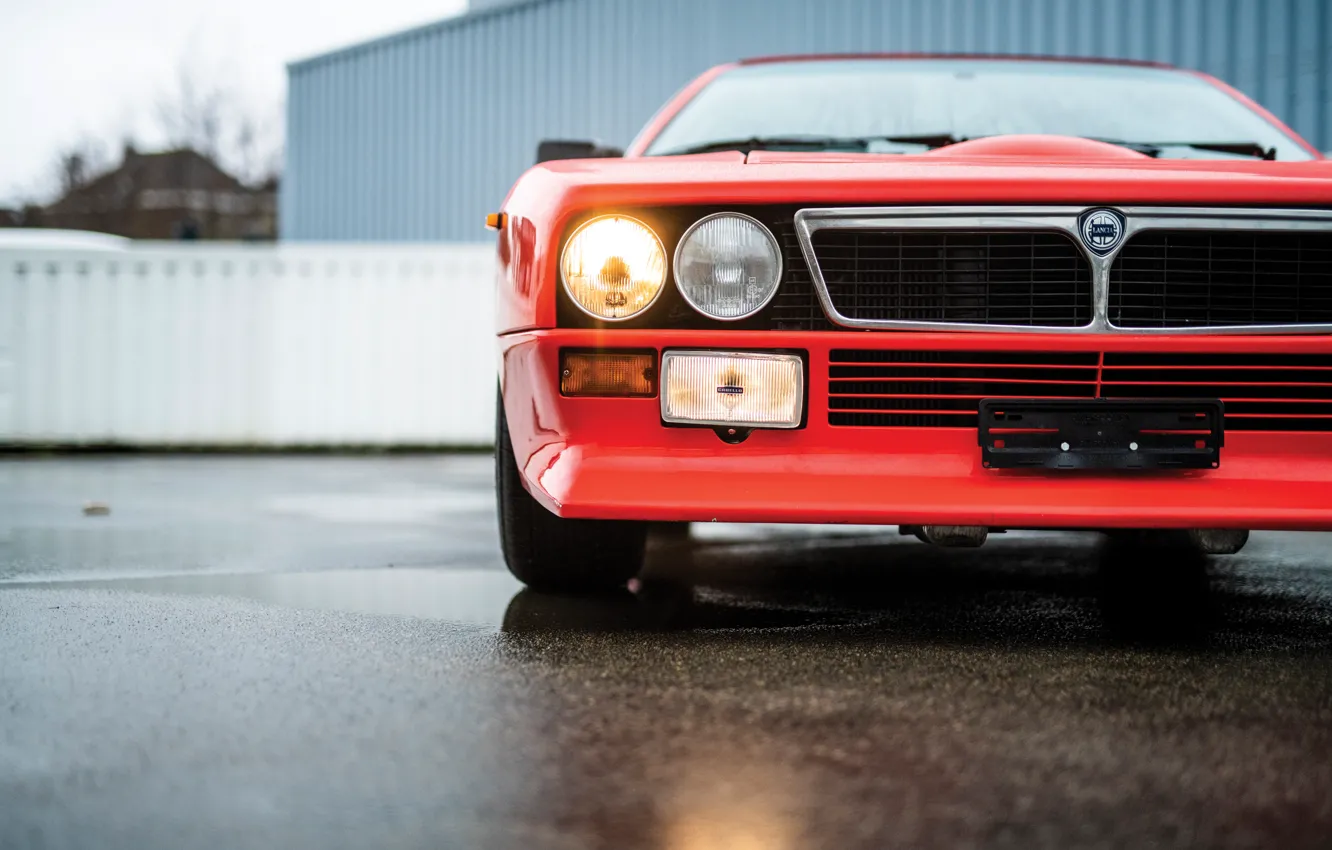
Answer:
[643, 58, 1314, 161]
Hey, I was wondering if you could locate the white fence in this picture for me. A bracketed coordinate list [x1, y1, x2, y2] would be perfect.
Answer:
[0, 243, 497, 447]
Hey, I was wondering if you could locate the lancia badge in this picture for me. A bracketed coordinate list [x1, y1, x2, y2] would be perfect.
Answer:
[1079, 208, 1126, 255]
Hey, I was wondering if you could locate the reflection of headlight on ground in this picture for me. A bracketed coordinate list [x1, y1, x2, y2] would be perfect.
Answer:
[663, 807, 796, 850]
[658, 745, 800, 850]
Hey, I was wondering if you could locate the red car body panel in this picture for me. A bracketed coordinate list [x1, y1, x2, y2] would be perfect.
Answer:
[500, 329, 1332, 530]
[495, 55, 1332, 531]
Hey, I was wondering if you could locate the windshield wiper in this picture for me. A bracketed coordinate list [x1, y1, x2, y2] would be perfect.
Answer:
[655, 133, 961, 156]
[660, 134, 1276, 159]
[1086, 138, 1277, 160]
[866, 133, 964, 150]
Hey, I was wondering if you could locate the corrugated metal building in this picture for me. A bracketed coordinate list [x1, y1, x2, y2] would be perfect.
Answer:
[283, 0, 1332, 242]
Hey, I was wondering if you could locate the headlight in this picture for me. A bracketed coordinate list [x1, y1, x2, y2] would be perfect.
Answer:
[560, 215, 667, 320]
[673, 213, 783, 320]
[661, 350, 804, 429]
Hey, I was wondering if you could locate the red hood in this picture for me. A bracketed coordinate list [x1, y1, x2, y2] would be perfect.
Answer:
[514, 135, 1332, 212]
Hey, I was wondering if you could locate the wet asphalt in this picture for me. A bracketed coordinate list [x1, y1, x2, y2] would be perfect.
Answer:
[1, 455, 1331, 850]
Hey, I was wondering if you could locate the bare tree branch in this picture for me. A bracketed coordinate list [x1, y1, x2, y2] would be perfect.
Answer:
[52, 136, 110, 195]
[153, 57, 282, 186]
[156, 61, 230, 161]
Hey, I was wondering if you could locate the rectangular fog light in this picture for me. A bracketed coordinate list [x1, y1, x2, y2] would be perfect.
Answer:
[560, 350, 657, 397]
[661, 350, 804, 428]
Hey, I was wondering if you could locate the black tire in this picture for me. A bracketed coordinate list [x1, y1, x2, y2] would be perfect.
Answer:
[495, 390, 647, 592]
[1096, 531, 1212, 639]
[649, 521, 692, 541]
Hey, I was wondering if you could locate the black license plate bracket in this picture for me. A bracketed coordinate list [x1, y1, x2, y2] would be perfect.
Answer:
[978, 398, 1224, 470]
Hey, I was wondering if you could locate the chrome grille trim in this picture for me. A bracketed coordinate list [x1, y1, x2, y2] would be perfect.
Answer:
[793, 206, 1332, 334]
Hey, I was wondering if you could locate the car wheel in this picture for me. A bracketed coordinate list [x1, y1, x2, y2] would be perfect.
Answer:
[495, 389, 646, 592]
[649, 521, 692, 541]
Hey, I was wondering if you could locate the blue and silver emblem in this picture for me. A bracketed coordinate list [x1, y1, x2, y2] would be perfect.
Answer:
[1078, 208, 1125, 255]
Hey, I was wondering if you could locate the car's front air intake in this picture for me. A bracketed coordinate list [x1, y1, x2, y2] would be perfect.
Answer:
[828, 350, 1100, 428]
[810, 230, 1093, 327]
[829, 350, 1332, 432]
[1099, 352, 1332, 432]
[1109, 230, 1332, 328]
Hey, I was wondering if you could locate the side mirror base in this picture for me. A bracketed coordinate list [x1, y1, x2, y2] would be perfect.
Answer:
[535, 140, 624, 164]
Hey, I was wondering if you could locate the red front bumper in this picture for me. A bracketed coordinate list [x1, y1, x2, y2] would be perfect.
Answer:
[499, 329, 1332, 531]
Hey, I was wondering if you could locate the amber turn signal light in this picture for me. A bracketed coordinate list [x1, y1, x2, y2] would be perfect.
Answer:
[560, 350, 657, 397]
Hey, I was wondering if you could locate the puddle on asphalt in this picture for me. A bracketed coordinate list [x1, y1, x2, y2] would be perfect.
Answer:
[263, 492, 490, 523]
[0, 525, 908, 629]
[3, 568, 524, 627]
[1, 528, 1178, 636]
[5, 529, 1316, 643]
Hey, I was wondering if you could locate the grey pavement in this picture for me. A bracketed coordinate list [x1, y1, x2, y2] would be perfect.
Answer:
[2, 456, 1331, 850]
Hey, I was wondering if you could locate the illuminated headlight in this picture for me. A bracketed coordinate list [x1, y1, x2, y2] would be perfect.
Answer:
[661, 351, 803, 429]
[560, 215, 667, 320]
[673, 213, 783, 320]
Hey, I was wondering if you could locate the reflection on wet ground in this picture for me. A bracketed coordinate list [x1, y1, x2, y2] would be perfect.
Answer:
[3, 567, 519, 621]
[4, 457, 1332, 849]
[0, 455, 499, 581]
[4, 455, 1326, 653]
[514, 531, 1329, 649]
[7, 524, 1330, 652]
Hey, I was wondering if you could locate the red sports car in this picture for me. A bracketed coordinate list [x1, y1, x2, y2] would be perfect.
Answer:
[491, 54, 1332, 592]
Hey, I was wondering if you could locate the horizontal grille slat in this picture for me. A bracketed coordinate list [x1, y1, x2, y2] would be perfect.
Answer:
[829, 350, 1332, 432]
[830, 381, 1098, 396]
[1100, 352, 1332, 431]
[1109, 231, 1332, 328]
[811, 230, 1093, 327]
[1102, 379, 1332, 388]
[827, 349, 1096, 428]
[828, 350, 1101, 365]
[1100, 385, 1332, 399]
[830, 367, 1098, 381]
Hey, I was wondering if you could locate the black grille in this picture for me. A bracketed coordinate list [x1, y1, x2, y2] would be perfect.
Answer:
[1109, 230, 1332, 328]
[811, 230, 1093, 327]
[765, 217, 834, 331]
[830, 349, 1332, 432]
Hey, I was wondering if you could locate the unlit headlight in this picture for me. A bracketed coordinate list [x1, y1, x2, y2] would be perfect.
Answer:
[673, 213, 783, 320]
[661, 351, 803, 429]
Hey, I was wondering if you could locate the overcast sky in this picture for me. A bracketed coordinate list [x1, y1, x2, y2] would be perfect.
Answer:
[0, 0, 468, 205]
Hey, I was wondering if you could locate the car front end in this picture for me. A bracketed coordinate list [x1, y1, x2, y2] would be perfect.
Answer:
[493, 55, 1332, 591]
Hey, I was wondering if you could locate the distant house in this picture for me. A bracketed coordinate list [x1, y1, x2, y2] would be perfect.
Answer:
[37, 147, 277, 240]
